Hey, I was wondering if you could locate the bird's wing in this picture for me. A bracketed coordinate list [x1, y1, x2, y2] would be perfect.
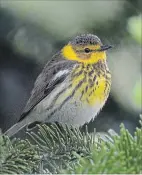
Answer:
[19, 52, 75, 122]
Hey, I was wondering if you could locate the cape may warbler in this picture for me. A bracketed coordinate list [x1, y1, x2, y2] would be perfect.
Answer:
[6, 34, 112, 137]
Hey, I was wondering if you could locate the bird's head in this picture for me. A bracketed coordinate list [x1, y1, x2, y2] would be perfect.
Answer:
[62, 34, 112, 64]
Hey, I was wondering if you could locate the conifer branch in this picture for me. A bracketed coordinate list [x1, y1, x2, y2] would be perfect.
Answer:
[28, 123, 96, 173]
[0, 115, 142, 174]
[65, 115, 142, 174]
[0, 134, 40, 174]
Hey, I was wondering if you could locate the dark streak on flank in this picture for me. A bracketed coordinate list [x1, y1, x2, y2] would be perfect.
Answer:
[106, 69, 110, 74]
[93, 75, 97, 82]
[72, 69, 83, 77]
[45, 84, 72, 111]
[89, 78, 94, 87]
[104, 79, 111, 94]
[89, 90, 93, 96]
[97, 71, 101, 77]
[81, 63, 85, 69]
[60, 76, 86, 108]
[86, 65, 90, 70]
[80, 89, 84, 100]
[85, 85, 88, 92]
[88, 69, 94, 77]
[48, 77, 86, 118]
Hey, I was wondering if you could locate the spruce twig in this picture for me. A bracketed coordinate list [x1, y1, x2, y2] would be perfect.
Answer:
[28, 123, 96, 173]
[66, 115, 142, 174]
[1, 115, 142, 174]
[0, 134, 40, 174]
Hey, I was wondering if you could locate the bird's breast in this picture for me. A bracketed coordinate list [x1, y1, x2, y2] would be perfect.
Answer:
[70, 63, 111, 106]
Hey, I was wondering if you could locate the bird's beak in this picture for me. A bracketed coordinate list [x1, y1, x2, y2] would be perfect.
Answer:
[100, 45, 113, 51]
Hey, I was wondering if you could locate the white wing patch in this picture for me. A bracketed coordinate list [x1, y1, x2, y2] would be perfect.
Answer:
[53, 69, 69, 81]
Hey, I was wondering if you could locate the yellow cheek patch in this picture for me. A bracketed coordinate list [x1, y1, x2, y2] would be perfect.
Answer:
[62, 44, 106, 64]
[62, 44, 78, 61]
[89, 52, 106, 64]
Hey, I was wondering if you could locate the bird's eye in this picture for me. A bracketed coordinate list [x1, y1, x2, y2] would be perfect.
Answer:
[84, 48, 91, 53]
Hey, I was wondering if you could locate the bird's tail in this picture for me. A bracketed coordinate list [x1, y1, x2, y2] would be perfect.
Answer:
[4, 120, 27, 138]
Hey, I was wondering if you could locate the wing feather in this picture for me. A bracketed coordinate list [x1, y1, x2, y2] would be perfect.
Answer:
[19, 52, 75, 121]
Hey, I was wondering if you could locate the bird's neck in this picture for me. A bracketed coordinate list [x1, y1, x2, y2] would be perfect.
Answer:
[82, 60, 108, 75]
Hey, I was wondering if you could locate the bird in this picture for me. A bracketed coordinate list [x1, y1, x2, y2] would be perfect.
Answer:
[5, 34, 112, 137]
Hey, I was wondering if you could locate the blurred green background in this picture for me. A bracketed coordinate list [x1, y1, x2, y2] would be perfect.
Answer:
[0, 0, 141, 134]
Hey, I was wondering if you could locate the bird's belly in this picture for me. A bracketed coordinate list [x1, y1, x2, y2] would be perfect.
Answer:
[47, 98, 105, 126]
[30, 96, 106, 127]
